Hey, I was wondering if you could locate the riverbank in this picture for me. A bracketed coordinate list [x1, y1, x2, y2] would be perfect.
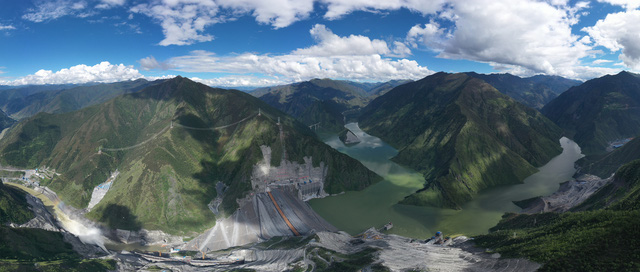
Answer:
[310, 123, 585, 237]
[517, 174, 611, 213]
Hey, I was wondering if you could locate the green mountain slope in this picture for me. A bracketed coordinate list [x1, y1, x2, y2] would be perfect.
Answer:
[253, 79, 409, 132]
[253, 79, 369, 132]
[0, 184, 115, 271]
[359, 72, 563, 208]
[466, 72, 581, 109]
[542, 71, 640, 155]
[0, 182, 33, 225]
[0, 77, 380, 235]
[476, 159, 640, 271]
[2, 79, 162, 120]
[0, 84, 78, 115]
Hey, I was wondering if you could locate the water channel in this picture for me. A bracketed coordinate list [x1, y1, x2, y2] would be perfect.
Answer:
[309, 123, 584, 238]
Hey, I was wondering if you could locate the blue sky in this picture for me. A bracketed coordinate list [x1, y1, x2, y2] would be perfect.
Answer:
[0, 0, 639, 86]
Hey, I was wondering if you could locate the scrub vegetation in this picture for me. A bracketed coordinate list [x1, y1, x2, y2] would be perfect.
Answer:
[475, 159, 640, 271]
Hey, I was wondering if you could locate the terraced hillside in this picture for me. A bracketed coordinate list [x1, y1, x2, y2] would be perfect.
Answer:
[359, 72, 563, 208]
[0, 77, 380, 235]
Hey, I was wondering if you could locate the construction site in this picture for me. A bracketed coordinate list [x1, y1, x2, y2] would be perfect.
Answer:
[87, 170, 119, 211]
[186, 144, 337, 252]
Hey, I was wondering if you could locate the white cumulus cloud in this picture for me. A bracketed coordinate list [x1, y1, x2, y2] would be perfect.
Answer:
[130, 0, 220, 46]
[128, 0, 448, 46]
[153, 24, 431, 82]
[583, 9, 640, 70]
[293, 24, 392, 56]
[406, 20, 447, 50]
[216, 0, 314, 28]
[407, 0, 597, 79]
[139, 55, 176, 70]
[166, 50, 431, 82]
[0, 62, 143, 86]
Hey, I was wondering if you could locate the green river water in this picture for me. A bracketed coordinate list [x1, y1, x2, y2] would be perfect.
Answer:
[309, 123, 584, 238]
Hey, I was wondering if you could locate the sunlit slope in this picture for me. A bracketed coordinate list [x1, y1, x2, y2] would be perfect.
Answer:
[359, 72, 562, 209]
[0, 77, 380, 234]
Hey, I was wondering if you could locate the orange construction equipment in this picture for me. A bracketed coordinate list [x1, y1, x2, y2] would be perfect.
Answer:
[267, 191, 300, 236]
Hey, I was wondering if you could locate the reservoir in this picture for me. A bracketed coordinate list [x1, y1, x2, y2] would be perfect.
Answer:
[309, 123, 584, 238]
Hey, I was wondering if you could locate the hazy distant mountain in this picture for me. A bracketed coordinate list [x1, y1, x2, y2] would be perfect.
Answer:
[0, 77, 379, 234]
[542, 71, 640, 155]
[476, 158, 640, 271]
[0, 79, 163, 120]
[253, 78, 410, 132]
[466, 72, 581, 109]
[359, 72, 563, 208]
[364, 79, 413, 97]
[0, 84, 76, 113]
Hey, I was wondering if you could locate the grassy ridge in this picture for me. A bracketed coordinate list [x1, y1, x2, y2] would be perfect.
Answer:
[475, 159, 640, 271]
[359, 72, 562, 208]
[0, 77, 380, 234]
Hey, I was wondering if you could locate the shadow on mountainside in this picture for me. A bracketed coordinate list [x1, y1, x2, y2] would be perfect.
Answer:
[99, 204, 142, 231]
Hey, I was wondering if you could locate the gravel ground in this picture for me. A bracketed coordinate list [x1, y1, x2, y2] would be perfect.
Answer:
[521, 174, 611, 213]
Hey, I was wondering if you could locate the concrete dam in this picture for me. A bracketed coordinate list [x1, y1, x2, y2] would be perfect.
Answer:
[187, 146, 337, 252]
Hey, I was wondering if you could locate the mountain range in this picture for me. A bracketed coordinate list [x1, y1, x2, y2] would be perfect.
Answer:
[252, 78, 409, 132]
[466, 72, 581, 109]
[0, 79, 164, 120]
[359, 72, 563, 208]
[2, 70, 640, 271]
[542, 71, 640, 155]
[0, 77, 380, 234]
